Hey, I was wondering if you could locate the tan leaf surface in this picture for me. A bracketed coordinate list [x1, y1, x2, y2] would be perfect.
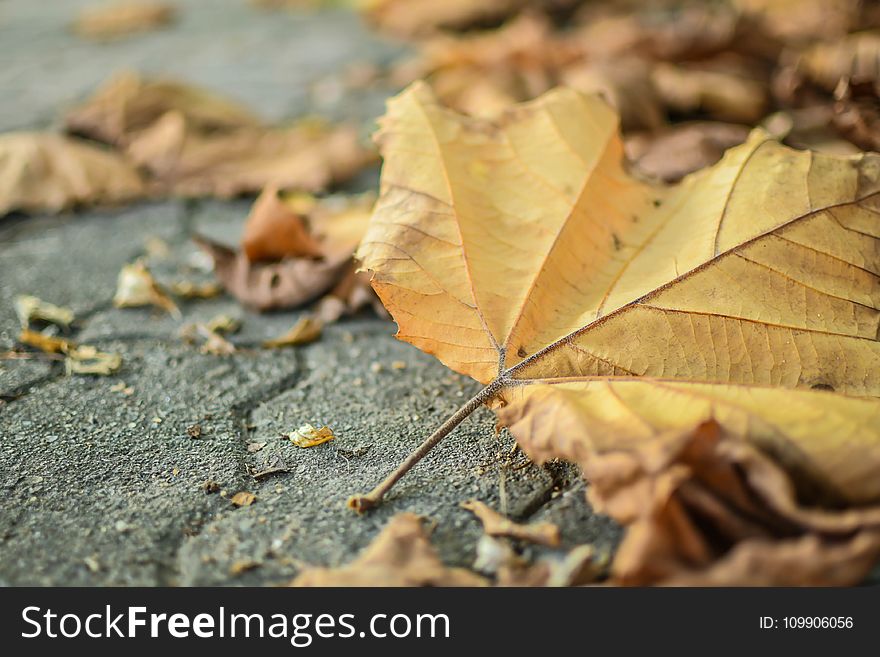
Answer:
[0, 133, 144, 217]
[358, 83, 880, 506]
[291, 513, 488, 586]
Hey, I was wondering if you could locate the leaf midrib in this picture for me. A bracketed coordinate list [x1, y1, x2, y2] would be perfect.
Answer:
[501, 188, 880, 383]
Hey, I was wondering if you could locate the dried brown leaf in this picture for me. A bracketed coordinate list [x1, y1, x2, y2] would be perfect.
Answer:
[0, 133, 144, 217]
[197, 192, 373, 311]
[581, 421, 880, 585]
[65, 71, 260, 147]
[291, 513, 488, 586]
[461, 500, 561, 547]
[195, 236, 351, 311]
[125, 111, 374, 198]
[243, 187, 323, 262]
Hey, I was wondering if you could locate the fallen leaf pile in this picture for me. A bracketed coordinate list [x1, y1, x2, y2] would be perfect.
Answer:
[372, 0, 880, 181]
[67, 72, 375, 198]
[354, 81, 880, 584]
[0, 71, 374, 218]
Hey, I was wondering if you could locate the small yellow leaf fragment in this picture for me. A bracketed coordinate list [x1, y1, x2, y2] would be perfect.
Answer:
[390, 360, 407, 370]
[113, 261, 180, 318]
[229, 559, 260, 576]
[262, 316, 323, 348]
[110, 381, 134, 396]
[461, 500, 561, 547]
[286, 423, 335, 448]
[65, 345, 123, 376]
[14, 295, 75, 329]
[205, 314, 241, 335]
[231, 491, 257, 507]
[18, 329, 75, 354]
[18, 328, 121, 375]
[170, 280, 223, 299]
[200, 331, 236, 355]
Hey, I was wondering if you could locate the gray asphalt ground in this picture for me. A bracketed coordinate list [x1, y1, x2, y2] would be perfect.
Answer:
[0, 0, 620, 585]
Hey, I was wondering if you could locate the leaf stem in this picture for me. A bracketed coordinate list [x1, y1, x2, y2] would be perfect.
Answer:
[347, 378, 506, 513]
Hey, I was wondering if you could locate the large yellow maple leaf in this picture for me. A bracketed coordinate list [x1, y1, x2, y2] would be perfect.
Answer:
[353, 82, 880, 510]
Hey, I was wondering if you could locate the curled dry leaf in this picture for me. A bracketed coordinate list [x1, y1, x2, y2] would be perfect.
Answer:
[65, 71, 260, 147]
[113, 261, 180, 317]
[291, 513, 487, 586]
[71, 1, 175, 41]
[197, 192, 374, 311]
[625, 122, 750, 182]
[461, 500, 561, 547]
[196, 237, 351, 311]
[356, 83, 880, 517]
[17, 329, 122, 375]
[262, 316, 323, 348]
[584, 421, 880, 586]
[243, 187, 323, 262]
[286, 424, 335, 448]
[14, 295, 75, 329]
[0, 133, 144, 217]
[125, 112, 374, 198]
